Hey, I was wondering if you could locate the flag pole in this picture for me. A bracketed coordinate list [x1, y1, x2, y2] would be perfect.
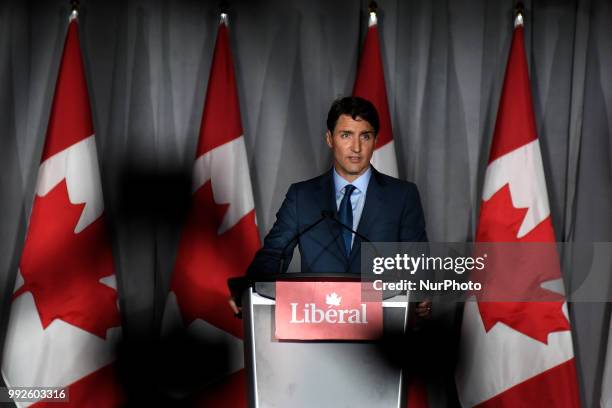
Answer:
[368, 1, 378, 26]
[514, 2, 525, 27]
[368, 1, 378, 13]
[70, 0, 79, 21]
[219, 1, 229, 25]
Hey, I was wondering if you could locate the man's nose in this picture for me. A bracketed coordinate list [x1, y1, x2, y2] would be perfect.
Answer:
[351, 137, 361, 152]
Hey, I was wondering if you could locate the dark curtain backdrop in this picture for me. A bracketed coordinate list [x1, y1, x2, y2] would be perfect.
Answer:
[1, 0, 611, 406]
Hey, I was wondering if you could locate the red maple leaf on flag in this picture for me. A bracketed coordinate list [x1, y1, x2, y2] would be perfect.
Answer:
[16, 180, 120, 339]
[474, 184, 570, 344]
[171, 180, 259, 339]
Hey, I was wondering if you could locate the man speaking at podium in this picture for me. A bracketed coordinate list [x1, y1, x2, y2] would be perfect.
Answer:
[231, 96, 431, 316]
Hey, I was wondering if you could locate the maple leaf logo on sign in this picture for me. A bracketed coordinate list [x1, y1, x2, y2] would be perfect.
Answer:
[326, 292, 342, 308]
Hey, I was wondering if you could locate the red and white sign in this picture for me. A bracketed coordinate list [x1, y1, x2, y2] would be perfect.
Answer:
[275, 282, 382, 340]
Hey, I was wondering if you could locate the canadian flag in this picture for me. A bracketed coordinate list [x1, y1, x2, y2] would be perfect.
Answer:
[353, 9, 428, 408]
[1, 12, 123, 407]
[161, 14, 260, 406]
[353, 10, 398, 178]
[455, 15, 580, 407]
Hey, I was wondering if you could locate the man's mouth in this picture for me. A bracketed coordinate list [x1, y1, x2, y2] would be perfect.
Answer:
[348, 156, 361, 163]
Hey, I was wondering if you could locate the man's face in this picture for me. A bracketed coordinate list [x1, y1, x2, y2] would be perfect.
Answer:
[326, 114, 376, 181]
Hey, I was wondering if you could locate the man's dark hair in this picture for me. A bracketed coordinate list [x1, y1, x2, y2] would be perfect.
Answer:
[326, 96, 380, 135]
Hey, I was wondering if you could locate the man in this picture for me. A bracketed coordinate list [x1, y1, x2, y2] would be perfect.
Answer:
[230, 96, 430, 316]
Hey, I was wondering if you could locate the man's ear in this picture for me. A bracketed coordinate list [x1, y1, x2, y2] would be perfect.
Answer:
[325, 130, 333, 148]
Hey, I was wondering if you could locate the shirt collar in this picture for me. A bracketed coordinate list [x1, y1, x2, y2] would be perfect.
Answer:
[333, 166, 372, 195]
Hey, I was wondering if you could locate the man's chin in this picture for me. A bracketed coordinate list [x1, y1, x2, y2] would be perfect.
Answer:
[334, 161, 371, 179]
[342, 165, 368, 176]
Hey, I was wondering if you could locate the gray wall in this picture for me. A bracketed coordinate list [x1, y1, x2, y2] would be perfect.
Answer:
[0, 0, 611, 406]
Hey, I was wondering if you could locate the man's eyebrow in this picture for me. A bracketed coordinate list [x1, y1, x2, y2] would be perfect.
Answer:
[337, 129, 355, 133]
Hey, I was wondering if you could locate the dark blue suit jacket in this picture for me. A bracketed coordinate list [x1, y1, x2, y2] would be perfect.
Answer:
[248, 167, 427, 274]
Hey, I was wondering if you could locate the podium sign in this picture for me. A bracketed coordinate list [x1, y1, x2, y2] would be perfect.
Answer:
[275, 281, 382, 340]
[230, 274, 411, 407]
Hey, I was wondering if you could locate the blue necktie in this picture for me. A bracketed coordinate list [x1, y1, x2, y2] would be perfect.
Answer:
[338, 184, 356, 257]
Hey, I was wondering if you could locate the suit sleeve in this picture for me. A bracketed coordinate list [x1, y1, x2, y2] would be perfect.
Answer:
[400, 183, 428, 242]
[247, 184, 299, 275]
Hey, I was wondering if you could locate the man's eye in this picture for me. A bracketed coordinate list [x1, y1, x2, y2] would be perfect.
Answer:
[361, 134, 371, 140]
[341, 133, 350, 138]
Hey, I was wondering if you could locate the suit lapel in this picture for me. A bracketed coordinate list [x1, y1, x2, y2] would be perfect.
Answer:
[317, 169, 348, 258]
[318, 169, 337, 217]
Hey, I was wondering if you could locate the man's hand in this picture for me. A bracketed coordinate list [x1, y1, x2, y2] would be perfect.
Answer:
[415, 299, 432, 319]
[229, 297, 242, 316]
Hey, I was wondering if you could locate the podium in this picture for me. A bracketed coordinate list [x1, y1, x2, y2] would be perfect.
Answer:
[229, 274, 412, 408]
